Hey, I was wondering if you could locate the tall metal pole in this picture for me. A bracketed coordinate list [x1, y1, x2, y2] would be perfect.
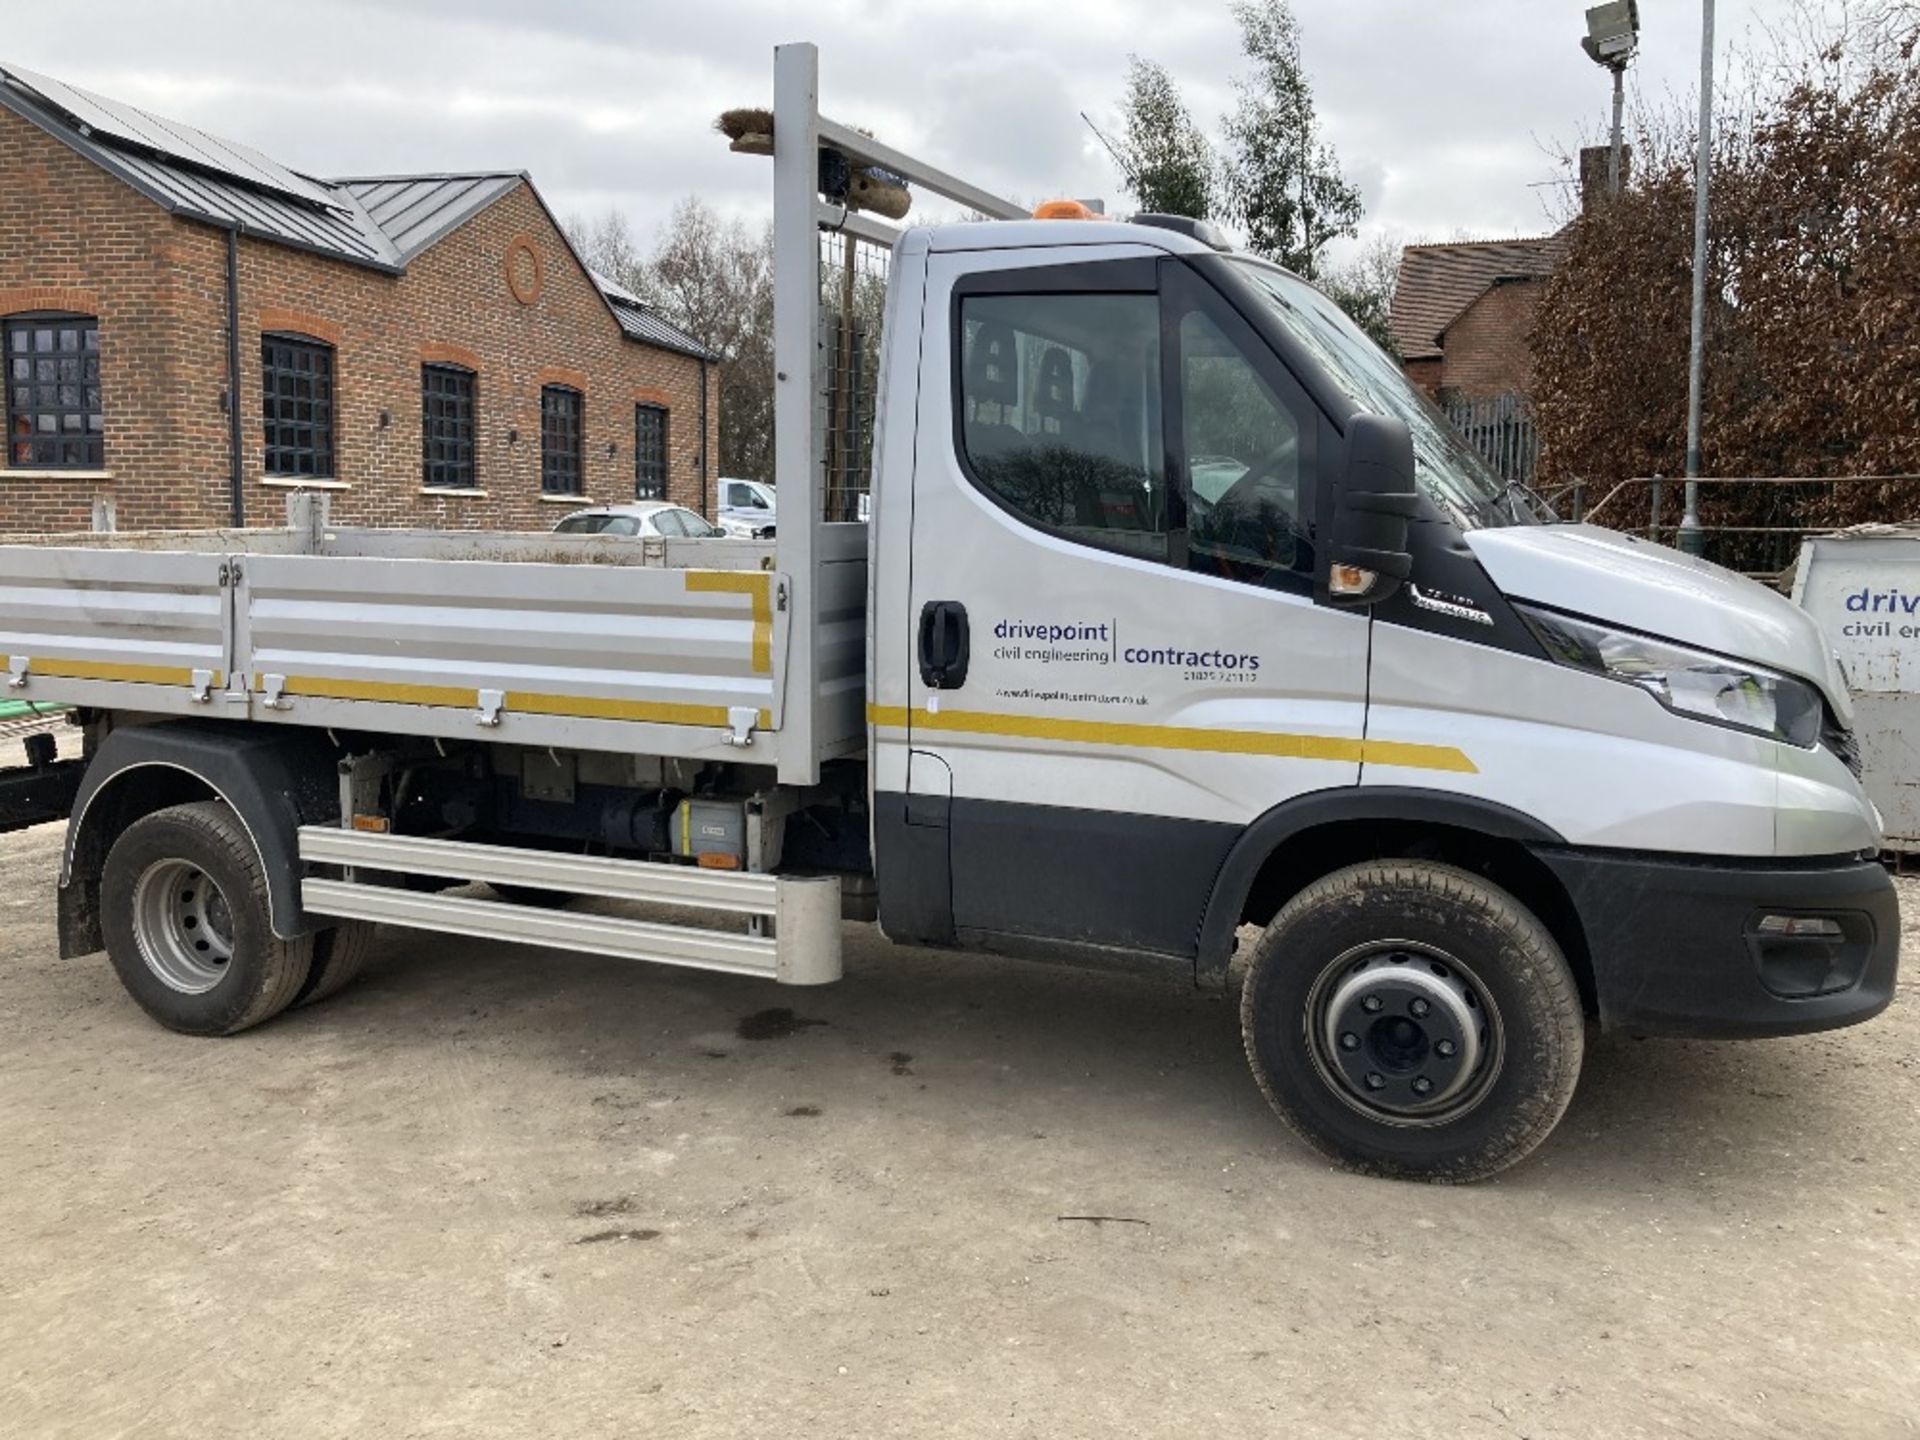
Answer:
[1678, 0, 1715, 556]
[772, 42, 823, 784]
[1608, 64, 1625, 196]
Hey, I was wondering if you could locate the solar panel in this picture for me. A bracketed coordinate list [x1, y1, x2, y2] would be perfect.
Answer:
[0, 63, 344, 211]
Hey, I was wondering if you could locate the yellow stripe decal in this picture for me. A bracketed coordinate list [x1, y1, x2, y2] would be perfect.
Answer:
[865, 704, 1475, 775]
[510, 691, 773, 732]
[684, 570, 773, 674]
[258, 673, 475, 708]
[256, 672, 769, 732]
[32, 657, 223, 688]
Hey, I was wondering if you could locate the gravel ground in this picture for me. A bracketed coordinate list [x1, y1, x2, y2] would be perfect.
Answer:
[2, 739, 1917, 1438]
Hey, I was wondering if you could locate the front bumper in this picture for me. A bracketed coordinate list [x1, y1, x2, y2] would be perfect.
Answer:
[1537, 848, 1899, 1037]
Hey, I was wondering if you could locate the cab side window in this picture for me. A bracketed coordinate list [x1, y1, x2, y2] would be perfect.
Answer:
[957, 293, 1168, 563]
[1178, 305, 1312, 588]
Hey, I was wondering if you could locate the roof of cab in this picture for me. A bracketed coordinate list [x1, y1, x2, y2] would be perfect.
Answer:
[923, 218, 1215, 255]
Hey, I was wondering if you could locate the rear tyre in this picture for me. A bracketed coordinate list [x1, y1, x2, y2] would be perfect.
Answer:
[1240, 860, 1584, 1183]
[294, 920, 377, 1007]
[101, 801, 314, 1036]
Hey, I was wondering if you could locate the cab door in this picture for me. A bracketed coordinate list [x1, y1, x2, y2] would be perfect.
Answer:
[877, 243, 1371, 957]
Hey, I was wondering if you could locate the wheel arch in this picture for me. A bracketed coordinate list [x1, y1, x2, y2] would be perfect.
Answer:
[1195, 788, 1596, 1018]
[59, 722, 342, 957]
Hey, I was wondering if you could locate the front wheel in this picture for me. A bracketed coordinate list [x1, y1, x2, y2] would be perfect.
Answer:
[1240, 860, 1584, 1183]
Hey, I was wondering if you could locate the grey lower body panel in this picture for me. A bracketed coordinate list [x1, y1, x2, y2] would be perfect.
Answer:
[875, 793, 1239, 958]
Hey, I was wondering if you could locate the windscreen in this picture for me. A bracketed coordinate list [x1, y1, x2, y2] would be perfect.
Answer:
[1223, 260, 1545, 529]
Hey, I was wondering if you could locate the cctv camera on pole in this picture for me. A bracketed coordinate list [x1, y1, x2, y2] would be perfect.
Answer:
[1581, 1, 1640, 198]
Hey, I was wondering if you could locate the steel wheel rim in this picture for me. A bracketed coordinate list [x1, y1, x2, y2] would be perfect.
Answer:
[1302, 939, 1505, 1128]
[131, 857, 235, 994]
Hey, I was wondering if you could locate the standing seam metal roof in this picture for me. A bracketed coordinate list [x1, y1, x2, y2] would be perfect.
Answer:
[1, 61, 339, 208]
[0, 61, 712, 362]
[0, 64, 401, 271]
[337, 174, 526, 262]
[603, 296, 718, 361]
[588, 268, 717, 360]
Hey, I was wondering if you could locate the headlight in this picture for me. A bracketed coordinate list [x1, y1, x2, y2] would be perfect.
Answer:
[1515, 604, 1822, 747]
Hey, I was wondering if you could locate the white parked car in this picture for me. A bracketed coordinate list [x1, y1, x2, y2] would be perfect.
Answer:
[550, 502, 728, 539]
[718, 477, 777, 538]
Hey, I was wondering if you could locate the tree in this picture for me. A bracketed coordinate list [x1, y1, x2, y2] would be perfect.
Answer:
[1221, 0, 1362, 278]
[565, 209, 645, 294]
[1319, 231, 1403, 356]
[567, 199, 778, 482]
[1532, 9, 1920, 560]
[649, 200, 777, 484]
[1114, 56, 1218, 219]
[1108, 2, 1365, 279]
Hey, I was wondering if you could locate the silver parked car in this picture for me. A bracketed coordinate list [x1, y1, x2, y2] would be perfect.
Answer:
[550, 502, 729, 539]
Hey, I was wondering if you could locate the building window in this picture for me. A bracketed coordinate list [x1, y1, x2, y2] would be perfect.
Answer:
[634, 403, 668, 499]
[541, 385, 582, 495]
[422, 364, 477, 489]
[5, 314, 103, 470]
[261, 333, 335, 477]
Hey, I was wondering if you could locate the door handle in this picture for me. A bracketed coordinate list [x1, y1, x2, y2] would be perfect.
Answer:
[917, 600, 970, 690]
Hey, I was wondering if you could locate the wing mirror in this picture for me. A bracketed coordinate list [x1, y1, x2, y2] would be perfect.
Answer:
[1318, 413, 1418, 607]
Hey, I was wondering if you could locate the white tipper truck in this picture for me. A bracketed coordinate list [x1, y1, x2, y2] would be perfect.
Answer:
[0, 45, 1896, 1181]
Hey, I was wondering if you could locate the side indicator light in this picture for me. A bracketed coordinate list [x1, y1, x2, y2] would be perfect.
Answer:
[1329, 564, 1378, 597]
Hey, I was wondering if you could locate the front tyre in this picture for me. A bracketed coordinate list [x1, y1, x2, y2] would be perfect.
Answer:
[101, 801, 314, 1036]
[1240, 860, 1584, 1183]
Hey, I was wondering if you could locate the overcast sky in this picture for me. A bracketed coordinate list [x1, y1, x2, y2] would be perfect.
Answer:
[4, 0, 1804, 262]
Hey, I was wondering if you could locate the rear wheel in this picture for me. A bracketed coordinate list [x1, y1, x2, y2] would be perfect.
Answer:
[295, 920, 377, 1006]
[1240, 860, 1584, 1183]
[101, 801, 313, 1036]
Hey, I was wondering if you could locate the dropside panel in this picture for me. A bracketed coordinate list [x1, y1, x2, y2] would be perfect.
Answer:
[0, 545, 231, 716]
[238, 553, 787, 761]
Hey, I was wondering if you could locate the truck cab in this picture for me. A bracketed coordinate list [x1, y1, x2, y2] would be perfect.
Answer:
[863, 211, 1894, 1176]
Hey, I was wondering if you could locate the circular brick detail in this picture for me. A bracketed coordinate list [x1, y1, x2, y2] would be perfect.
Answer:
[505, 238, 544, 305]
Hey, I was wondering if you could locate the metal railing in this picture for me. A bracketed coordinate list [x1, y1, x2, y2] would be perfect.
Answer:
[1444, 393, 1538, 485]
[1539, 474, 1920, 582]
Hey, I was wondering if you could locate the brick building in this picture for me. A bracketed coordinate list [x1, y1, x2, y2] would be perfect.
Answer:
[0, 62, 717, 535]
[1389, 236, 1565, 401]
[1390, 148, 1623, 403]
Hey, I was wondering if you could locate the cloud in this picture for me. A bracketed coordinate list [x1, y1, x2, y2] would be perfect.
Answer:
[3, 0, 1803, 259]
